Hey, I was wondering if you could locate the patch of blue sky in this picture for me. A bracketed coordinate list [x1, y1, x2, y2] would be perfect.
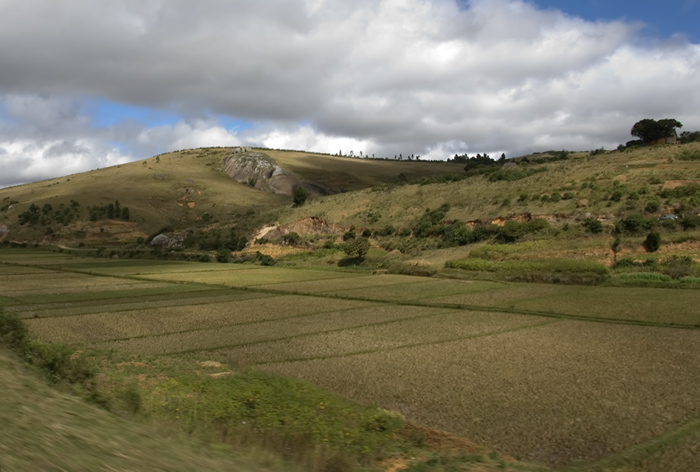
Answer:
[215, 115, 253, 132]
[457, 0, 700, 43]
[532, 0, 700, 43]
[86, 99, 182, 128]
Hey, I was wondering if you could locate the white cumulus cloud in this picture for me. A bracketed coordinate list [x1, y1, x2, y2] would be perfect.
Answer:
[0, 0, 699, 187]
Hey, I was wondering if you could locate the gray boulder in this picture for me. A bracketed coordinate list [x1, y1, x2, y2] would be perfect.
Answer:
[150, 233, 184, 249]
[222, 150, 299, 197]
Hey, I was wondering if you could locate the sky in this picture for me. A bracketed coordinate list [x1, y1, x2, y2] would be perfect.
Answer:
[1, 0, 699, 188]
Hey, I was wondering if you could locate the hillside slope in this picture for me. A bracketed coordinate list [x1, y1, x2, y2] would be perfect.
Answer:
[0, 148, 465, 245]
[266, 143, 700, 269]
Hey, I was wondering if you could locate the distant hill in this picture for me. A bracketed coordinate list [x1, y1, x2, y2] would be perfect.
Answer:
[2, 142, 699, 273]
[0, 147, 465, 246]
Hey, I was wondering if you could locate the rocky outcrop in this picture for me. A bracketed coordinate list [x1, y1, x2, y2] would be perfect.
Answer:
[222, 149, 299, 196]
[150, 233, 184, 249]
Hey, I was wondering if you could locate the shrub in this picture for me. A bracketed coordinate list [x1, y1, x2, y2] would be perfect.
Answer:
[343, 231, 356, 241]
[441, 222, 472, 246]
[681, 214, 700, 230]
[293, 186, 309, 206]
[375, 225, 395, 237]
[618, 213, 653, 234]
[344, 237, 370, 260]
[613, 257, 637, 269]
[283, 232, 302, 245]
[582, 217, 604, 234]
[258, 253, 276, 266]
[494, 219, 549, 244]
[645, 198, 661, 213]
[216, 248, 230, 263]
[610, 190, 623, 202]
[644, 232, 661, 252]
[0, 310, 29, 350]
[663, 256, 694, 279]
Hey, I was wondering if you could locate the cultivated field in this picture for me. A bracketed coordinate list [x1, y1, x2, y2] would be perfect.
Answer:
[2, 249, 700, 470]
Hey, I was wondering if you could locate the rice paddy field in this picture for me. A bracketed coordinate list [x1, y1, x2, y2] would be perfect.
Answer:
[2, 248, 700, 470]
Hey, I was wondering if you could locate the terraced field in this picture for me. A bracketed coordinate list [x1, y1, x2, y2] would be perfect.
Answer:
[2, 248, 700, 470]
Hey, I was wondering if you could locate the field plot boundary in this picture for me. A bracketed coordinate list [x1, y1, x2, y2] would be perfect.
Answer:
[154, 306, 459, 355]
[250, 318, 560, 366]
[8, 284, 221, 306]
[10, 291, 270, 319]
[564, 414, 700, 472]
[89, 300, 376, 344]
[235, 285, 700, 332]
[253, 274, 430, 294]
[6, 258, 700, 332]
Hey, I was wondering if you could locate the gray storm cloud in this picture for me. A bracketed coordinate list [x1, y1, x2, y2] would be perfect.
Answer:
[1, 0, 699, 187]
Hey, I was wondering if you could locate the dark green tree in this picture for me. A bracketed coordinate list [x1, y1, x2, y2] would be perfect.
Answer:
[344, 237, 370, 260]
[292, 186, 309, 206]
[631, 118, 682, 143]
[644, 232, 661, 253]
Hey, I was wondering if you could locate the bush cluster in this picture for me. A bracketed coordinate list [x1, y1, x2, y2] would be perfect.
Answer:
[89, 200, 130, 221]
[613, 255, 697, 280]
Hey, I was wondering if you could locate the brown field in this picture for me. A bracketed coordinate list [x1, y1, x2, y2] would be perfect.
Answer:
[209, 312, 551, 366]
[95, 304, 442, 356]
[4, 251, 700, 470]
[260, 321, 700, 467]
[25, 295, 370, 344]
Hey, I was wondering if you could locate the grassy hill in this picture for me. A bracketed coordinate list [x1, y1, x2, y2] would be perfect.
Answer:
[1, 142, 699, 279]
[273, 143, 700, 275]
[0, 148, 464, 245]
